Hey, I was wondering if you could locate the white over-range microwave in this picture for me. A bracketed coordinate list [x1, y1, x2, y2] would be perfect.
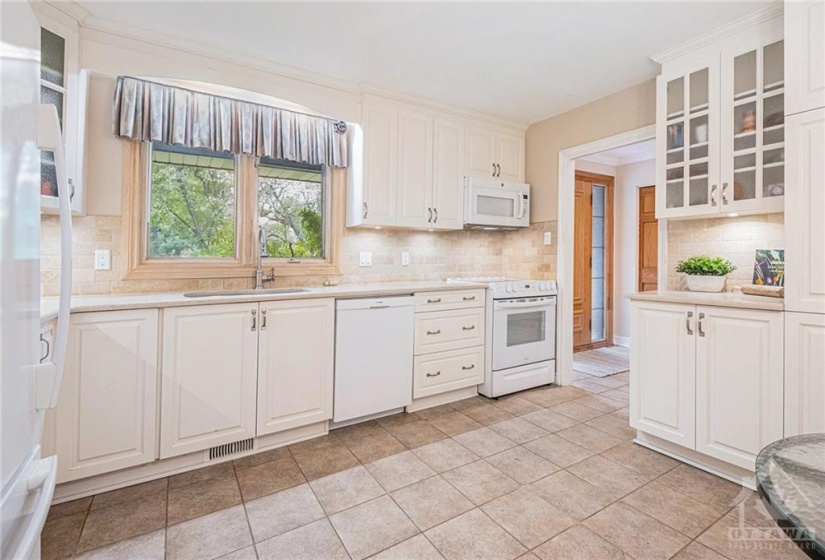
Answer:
[464, 177, 530, 229]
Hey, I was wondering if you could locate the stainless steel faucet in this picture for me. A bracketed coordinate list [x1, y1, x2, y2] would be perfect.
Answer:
[255, 226, 275, 289]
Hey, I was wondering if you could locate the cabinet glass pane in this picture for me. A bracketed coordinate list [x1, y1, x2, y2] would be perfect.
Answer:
[763, 41, 784, 91]
[41, 28, 65, 87]
[735, 133, 757, 151]
[592, 185, 605, 218]
[764, 93, 784, 129]
[734, 101, 757, 135]
[666, 166, 684, 181]
[667, 78, 684, 118]
[667, 150, 684, 165]
[763, 147, 784, 166]
[763, 165, 784, 197]
[592, 217, 605, 249]
[667, 122, 684, 150]
[689, 162, 708, 178]
[689, 115, 709, 147]
[764, 126, 784, 146]
[40, 85, 63, 125]
[734, 152, 756, 170]
[690, 144, 708, 160]
[666, 182, 684, 208]
[689, 69, 709, 112]
[733, 169, 756, 201]
[40, 152, 58, 197]
[689, 179, 709, 206]
[734, 50, 757, 100]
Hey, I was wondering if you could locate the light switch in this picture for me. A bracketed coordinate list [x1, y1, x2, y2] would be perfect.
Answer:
[359, 251, 372, 267]
[543, 232, 552, 246]
[94, 249, 111, 270]
[401, 252, 410, 266]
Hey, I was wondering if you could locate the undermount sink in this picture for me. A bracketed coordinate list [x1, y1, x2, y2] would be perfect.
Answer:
[182, 288, 311, 298]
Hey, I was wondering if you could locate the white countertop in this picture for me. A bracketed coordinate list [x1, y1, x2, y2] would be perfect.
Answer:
[40, 280, 487, 320]
[628, 290, 784, 312]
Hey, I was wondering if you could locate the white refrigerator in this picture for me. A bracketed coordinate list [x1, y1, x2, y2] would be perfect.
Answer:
[1, 2, 73, 558]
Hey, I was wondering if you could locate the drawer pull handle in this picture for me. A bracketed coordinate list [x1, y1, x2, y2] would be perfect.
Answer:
[463, 296, 476, 301]
[462, 325, 475, 331]
[426, 330, 441, 335]
[698, 312, 706, 337]
[251, 309, 257, 332]
[261, 309, 267, 330]
[426, 371, 441, 377]
[462, 364, 475, 370]
[427, 298, 442, 304]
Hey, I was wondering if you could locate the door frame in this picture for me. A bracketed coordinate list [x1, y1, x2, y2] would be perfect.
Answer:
[573, 170, 615, 352]
[556, 125, 662, 387]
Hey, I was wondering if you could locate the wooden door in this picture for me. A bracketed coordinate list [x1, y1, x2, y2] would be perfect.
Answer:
[637, 186, 658, 291]
[695, 306, 784, 470]
[573, 178, 592, 348]
[397, 107, 434, 227]
[161, 303, 258, 459]
[431, 117, 465, 230]
[495, 133, 525, 182]
[784, 311, 825, 436]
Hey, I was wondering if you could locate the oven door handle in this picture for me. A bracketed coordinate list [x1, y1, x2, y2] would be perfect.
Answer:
[494, 299, 555, 310]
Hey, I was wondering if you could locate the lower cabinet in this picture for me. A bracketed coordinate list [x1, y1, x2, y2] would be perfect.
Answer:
[257, 299, 335, 435]
[413, 346, 483, 399]
[784, 312, 825, 436]
[56, 310, 159, 482]
[160, 303, 258, 459]
[631, 301, 784, 470]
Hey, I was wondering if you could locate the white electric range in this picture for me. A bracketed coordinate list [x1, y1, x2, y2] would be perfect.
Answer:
[447, 277, 557, 398]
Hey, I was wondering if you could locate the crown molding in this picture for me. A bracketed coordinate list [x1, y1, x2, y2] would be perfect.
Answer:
[651, 2, 783, 65]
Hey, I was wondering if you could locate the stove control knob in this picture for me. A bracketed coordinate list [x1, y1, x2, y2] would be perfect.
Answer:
[512, 284, 520, 293]
[539, 282, 547, 291]
[505, 285, 513, 293]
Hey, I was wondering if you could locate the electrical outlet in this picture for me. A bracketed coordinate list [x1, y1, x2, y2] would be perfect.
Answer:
[359, 251, 372, 267]
[94, 249, 111, 270]
[543, 232, 552, 246]
[401, 252, 410, 266]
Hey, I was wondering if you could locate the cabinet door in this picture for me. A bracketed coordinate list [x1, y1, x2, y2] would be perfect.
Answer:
[414, 346, 484, 399]
[397, 107, 434, 228]
[721, 34, 785, 214]
[161, 303, 258, 459]
[56, 310, 158, 482]
[431, 118, 465, 230]
[362, 97, 398, 226]
[656, 58, 721, 219]
[495, 133, 525, 182]
[784, 312, 825, 436]
[695, 306, 783, 470]
[630, 302, 696, 448]
[785, 109, 825, 313]
[465, 127, 495, 178]
[257, 299, 334, 436]
[785, 0, 825, 116]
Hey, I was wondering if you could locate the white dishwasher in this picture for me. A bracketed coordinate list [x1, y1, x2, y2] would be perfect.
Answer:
[334, 296, 415, 422]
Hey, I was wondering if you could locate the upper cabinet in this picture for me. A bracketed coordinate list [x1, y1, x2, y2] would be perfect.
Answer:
[784, 1, 825, 116]
[656, 16, 784, 219]
[348, 94, 525, 230]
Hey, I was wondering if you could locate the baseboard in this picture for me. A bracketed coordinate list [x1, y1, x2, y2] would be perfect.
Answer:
[613, 336, 630, 347]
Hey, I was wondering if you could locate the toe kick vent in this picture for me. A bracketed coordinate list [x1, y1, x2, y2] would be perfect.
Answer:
[208, 438, 254, 460]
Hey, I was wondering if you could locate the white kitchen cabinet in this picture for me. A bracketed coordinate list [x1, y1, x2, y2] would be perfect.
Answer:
[160, 304, 258, 459]
[414, 346, 484, 399]
[431, 118, 465, 230]
[630, 302, 696, 448]
[785, 0, 825, 116]
[56, 310, 158, 482]
[495, 133, 526, 182]
[694, 306, 784, 470]
[397, 108, 434, 227]
[785, 108, 825, 314]
[257, 299, 334, 435]
[784, 312, 825, 436]
[414, 307, 485, 355]
[465, 127, 524, 182]
[360, 96, 399, 227]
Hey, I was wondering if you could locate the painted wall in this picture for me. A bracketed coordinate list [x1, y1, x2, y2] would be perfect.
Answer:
[525, 80, 656, 223]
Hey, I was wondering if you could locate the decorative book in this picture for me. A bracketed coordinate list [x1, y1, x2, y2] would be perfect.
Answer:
[753, 249, 784, 287]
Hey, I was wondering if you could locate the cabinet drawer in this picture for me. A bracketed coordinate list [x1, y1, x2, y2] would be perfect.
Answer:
[415, 308, 485, 354]
[415, 289, 485, 312]
[414, 346, 484, 398]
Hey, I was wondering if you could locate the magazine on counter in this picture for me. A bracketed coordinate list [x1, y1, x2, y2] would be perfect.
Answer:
[753, 249, 784, 286]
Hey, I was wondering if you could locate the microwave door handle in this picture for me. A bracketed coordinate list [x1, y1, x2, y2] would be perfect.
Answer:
[517, 195, 525, 219]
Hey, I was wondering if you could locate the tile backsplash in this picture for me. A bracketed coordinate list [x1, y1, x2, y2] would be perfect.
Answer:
[667, 213, 784, 291]
[40, 217, 557, 296]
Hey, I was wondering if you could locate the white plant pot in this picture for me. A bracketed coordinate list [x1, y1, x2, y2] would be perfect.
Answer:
[686, 275, 727, 293]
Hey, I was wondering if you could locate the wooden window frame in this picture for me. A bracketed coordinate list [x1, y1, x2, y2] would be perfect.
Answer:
[122, 141, 342, 280]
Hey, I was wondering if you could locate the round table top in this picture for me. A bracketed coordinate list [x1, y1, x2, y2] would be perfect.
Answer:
[756, 434, 825, 559]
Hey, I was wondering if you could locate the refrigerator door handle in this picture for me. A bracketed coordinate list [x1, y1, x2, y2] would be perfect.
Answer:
[11, 456, 58, 560]
[36, 104, 72, 409]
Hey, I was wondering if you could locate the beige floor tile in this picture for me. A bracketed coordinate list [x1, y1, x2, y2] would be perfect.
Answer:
[386, 420, 448, 448]
[463, 403, 514, 426]
[441, 460, 519, 506]
[216, 546, 257, 560]
[728, 491, 780, 529]
[453, 427, 516, 458]
[235, 455, 307, 501]
[245, 483, 325, 543]
[697, 512, 809, 560]
[425, 509, 526, 560]
[89, 478, 167, 511]
[600, 442, 679, 478]
[517, 553, 541, 560]
[523, 434, 594, 468]
[376, 411, 424, 429]
[288, 433, 341, 455]
[73, 529, 165, 560]
[672, 542, 729, 560]
[530, 471, 615, 521]
[519, 390, 571, 408]
[485, 446, 559, 484]
[482, 487, 575, 549]
[550, 400, 604, 422]
[333, 420, 385, 445]
[492, 396, 543, 416]
[488, 417, 548, 444]
[585, 414, 636, 440]
[412, 439, 479, 473]
[292, 442, 359, 481]
[365, 450, 436, 492]
[573, 394, 627, 413]
[533, 524, 626, 560]
[414, 404, 456, 421]
[329, 495, 419, 560]
[584, 502, 691, 560]
[370, 534, 444, 560]
[46, 497, 92, 522]
[77, 491, 167, 553]
[231, 447, 291, 470]
[611, 407, 629, 420]
[166, 504, 253, 560]
[309, 465, 385, 515]
[449, 396, 491, 412]
[391, 475, 474, 531]
[622, 481, 725, 538]
[520, 409, 578, 433]
[566, 455, 652, 500]
[169, 461, 235, 489]
[167, 470, 242, 525]
[256, 518, 349, 560]
[573, 375, 627, 390]
[657, 464, 746, 513]
[556, 423, 623, 453]
[41, 511, 86, 560]
[571, 378, 616, 394]
[344, 429, 407, 463]
[599, 389, 630, 406]
[429, 411, 483, 437]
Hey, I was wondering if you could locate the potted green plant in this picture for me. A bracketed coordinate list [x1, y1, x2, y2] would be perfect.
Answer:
[675, 255, 737, 292]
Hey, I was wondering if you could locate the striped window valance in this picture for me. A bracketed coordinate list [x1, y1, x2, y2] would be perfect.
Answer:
[113, 76, 348, 167]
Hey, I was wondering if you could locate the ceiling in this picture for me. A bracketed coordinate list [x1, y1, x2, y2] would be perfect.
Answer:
[72, 1, 775, 124]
